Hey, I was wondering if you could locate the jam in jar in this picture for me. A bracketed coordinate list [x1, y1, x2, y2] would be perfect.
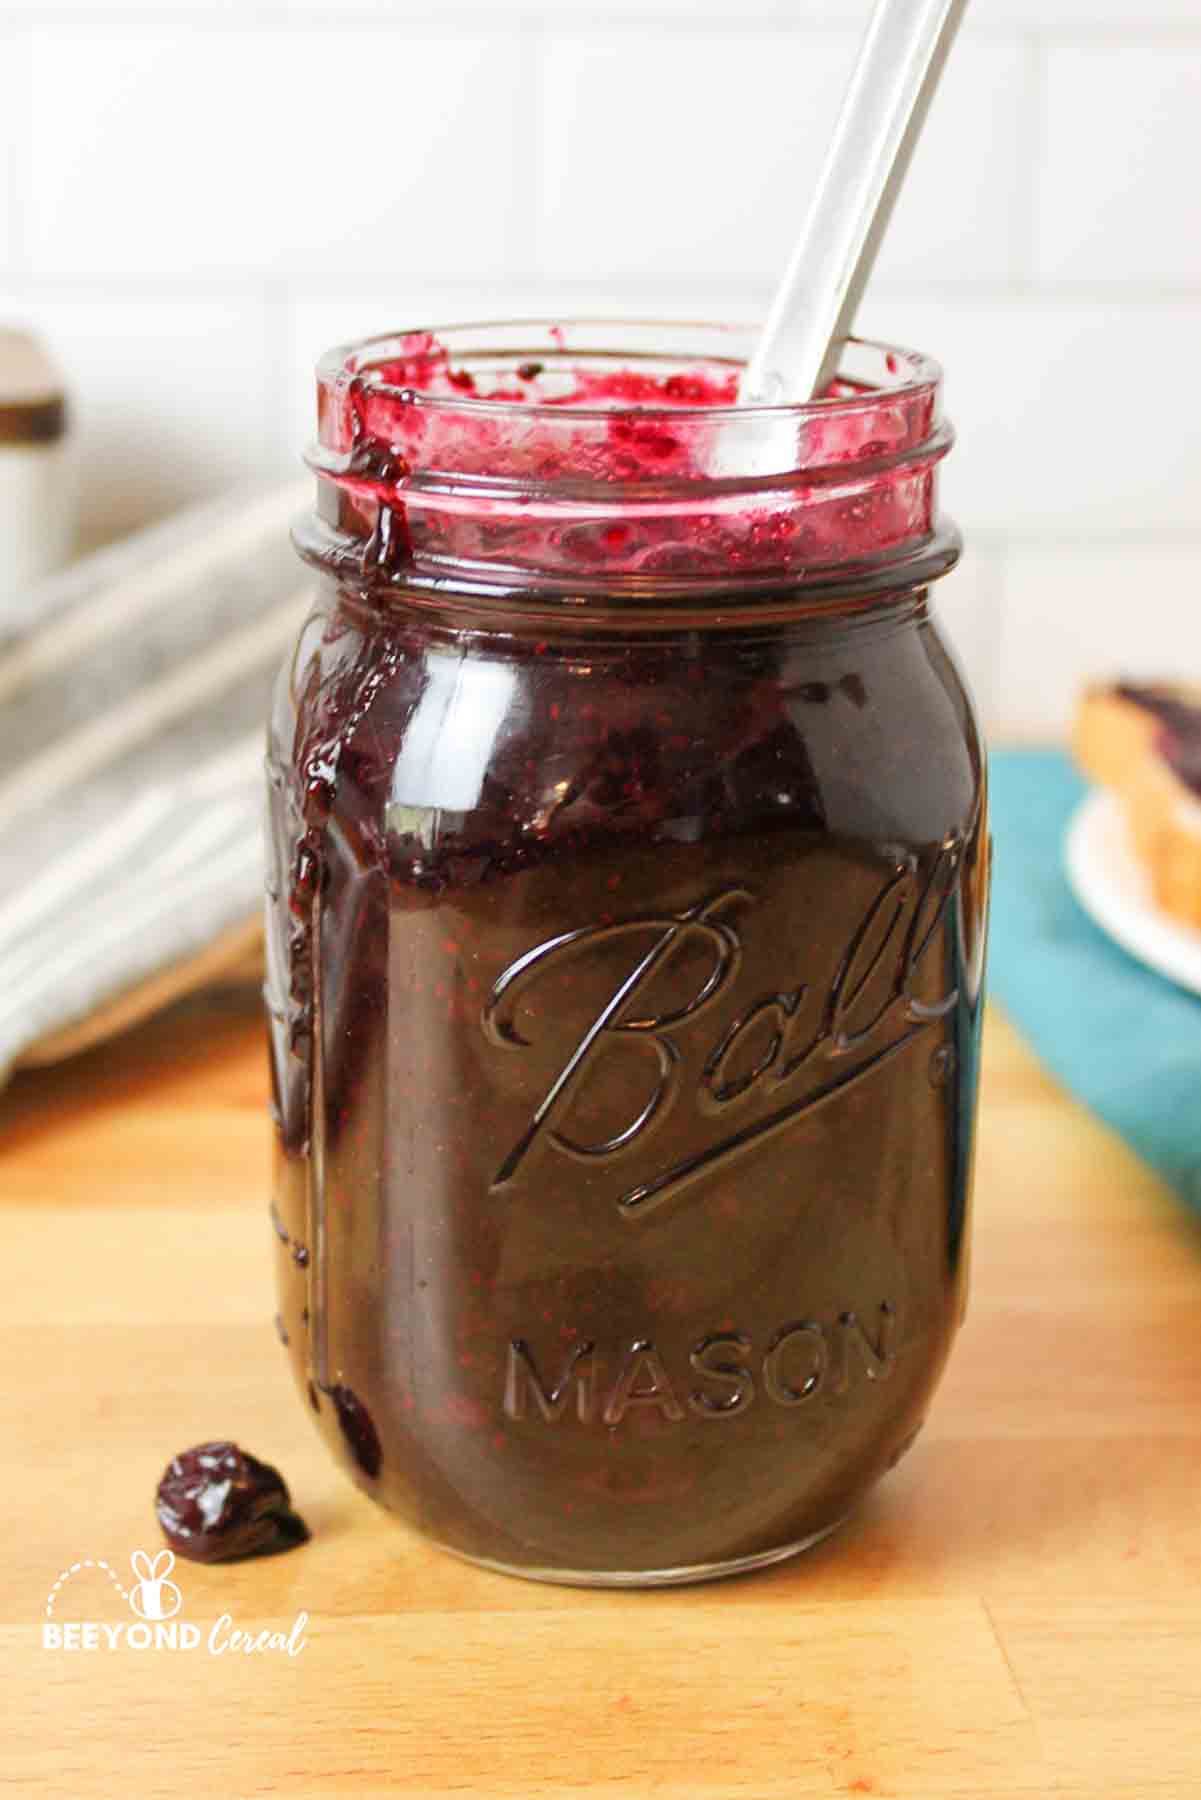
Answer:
[266, 321, 988, 1585]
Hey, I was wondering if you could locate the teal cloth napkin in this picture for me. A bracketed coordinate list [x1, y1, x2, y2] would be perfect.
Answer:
[988, 748, 1201, 1212]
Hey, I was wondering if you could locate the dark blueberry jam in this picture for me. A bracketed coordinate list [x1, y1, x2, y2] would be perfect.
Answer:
[1114, 684, 1201, 799]
[1116, 682, 1201, 743]
[265, 324, 987, 1583]
[1160, 730, 1201, 800]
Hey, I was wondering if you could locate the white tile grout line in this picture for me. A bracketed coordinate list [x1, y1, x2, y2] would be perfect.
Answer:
[262, 278, 293, 475]
[512, 14, 543, 284]
[5, 20, 29, 278]
[1010, 34, 1046, 288]
[5, 273, 1201, 304]
[970, 528, 1201, 551]
[969, 542, 1006, 739]
[0, 7, 829, 27]
[0, 21, 11, 276]
[1, 5, 1200, 31]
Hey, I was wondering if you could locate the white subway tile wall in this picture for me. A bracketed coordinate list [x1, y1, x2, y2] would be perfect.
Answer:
[1035, 50, 1201, 285]
[996, 545, 1201, 739]
[1, 0, 1198, 738]
[536, 35, 852, 283]
[854, 295, 1201, 535]
[26, 28, 528, 279]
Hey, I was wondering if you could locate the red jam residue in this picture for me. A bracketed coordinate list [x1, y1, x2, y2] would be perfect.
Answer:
[313, 331, 945, 585]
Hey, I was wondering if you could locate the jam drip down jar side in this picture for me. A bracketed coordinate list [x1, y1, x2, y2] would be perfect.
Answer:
[265, 320, 989, 1584]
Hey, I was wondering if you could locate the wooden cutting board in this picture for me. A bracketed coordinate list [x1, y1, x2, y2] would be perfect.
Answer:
[2, 995, 1200, 1799]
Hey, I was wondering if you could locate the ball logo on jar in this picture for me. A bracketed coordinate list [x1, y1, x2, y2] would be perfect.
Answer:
[483, 839, 964, 1218]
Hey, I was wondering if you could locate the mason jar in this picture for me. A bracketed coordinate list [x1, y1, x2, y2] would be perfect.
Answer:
[266, 320, 988, 1586]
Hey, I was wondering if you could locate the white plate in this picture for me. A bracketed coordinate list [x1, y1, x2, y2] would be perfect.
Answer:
[1064, 789, 1201, 998]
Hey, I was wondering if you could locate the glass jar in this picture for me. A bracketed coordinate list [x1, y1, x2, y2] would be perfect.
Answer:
[266, 321, 988, 1586]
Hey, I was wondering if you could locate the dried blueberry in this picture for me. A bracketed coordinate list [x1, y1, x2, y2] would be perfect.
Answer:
[155, 1442, 309, 1564]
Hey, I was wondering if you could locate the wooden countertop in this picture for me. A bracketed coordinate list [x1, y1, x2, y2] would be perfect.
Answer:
[3, 993, 1200, 1799]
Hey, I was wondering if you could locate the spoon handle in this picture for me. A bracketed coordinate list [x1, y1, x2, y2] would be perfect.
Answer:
[741, 0, 969, 405]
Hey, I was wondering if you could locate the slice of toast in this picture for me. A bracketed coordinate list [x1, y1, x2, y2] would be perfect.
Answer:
[1072, 682, 1201, 932]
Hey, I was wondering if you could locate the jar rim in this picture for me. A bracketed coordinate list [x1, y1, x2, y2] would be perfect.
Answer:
[315, 318, 942, 424]
[303, 318, 955, 605]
